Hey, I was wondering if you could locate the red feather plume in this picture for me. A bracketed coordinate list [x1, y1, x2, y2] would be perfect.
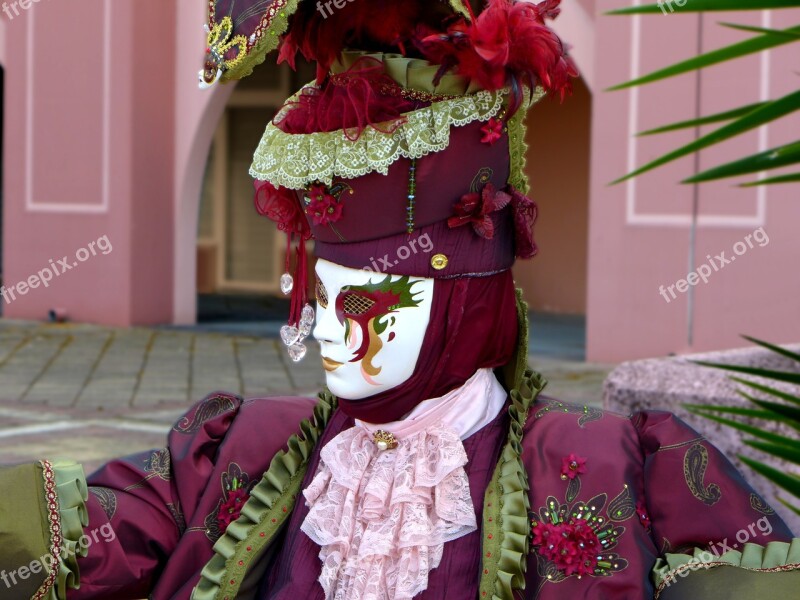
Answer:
[417, 0, 579, 115]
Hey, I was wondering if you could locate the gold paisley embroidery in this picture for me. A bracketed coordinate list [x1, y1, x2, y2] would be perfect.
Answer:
[167, 502, 187, 534]
[608, 484, 636, 522]
[174, 393, 239, 434]
[750, 492, 776, 515]
[144, 448, 172, 481]
[534, 398, 604, 428]
[89, 487, 118, 520]
[683, 443, 722, 506]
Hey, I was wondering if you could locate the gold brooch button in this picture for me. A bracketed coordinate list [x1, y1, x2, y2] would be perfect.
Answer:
[373, 430, 398, 451]
[431, 254, 449, 271]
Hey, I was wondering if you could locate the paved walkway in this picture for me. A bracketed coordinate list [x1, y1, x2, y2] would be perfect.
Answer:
[0, 320, 613, 473]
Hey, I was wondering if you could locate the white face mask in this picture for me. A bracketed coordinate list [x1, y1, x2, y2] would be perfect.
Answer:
[313, 259, 434, 400]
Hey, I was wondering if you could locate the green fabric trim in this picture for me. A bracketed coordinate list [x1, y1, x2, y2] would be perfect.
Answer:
[0, 460, 87, 600]
[479, 367, 547, 600]
[192, 392, 337, 600]
[0, 463, 51, 598]
[653, 540, 800, 599]
[219, 0, 300, 84]
[479, 286, 544, 599]
[250, 86, 508, 189]
[50, 460, 89, 600]
[507, 87, 540, 194]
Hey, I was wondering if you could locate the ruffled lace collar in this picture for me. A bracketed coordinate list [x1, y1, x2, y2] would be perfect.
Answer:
[301, 369, 507, 600]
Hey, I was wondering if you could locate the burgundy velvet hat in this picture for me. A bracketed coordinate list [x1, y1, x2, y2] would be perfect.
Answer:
[227, 0, 578, 358]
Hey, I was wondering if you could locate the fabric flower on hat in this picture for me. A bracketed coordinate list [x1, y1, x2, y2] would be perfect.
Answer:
[560, 453, 587, 480]
[254, 180, 311, 240]
[305, 184, 344, 226]
[481, 117, 504, 145]
[448, 183, 511, 240]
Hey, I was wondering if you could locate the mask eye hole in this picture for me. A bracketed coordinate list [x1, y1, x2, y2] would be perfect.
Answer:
[316, 280, 328, 309]
[342, 293, 376, 316]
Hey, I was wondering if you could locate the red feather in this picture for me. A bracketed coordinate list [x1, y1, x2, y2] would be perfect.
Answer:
[417, 0, 579, 115]
[278, 1, 454, 81]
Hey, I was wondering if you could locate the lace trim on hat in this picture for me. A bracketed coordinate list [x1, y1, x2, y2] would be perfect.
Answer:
[250, 87, 545, 189]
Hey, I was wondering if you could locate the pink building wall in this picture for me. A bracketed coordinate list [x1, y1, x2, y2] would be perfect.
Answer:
[587, 3, 800, 361]
[3, 0, 176, 326]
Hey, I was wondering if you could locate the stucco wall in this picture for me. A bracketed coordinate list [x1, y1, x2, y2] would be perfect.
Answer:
[587, 4, 800, 361]
[3, 0, 175, 326]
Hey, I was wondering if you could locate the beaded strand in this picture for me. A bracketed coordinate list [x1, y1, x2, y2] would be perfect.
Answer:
[406, 159, 418, 234]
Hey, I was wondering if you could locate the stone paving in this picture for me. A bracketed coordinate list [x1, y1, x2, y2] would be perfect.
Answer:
[0, 320, 613, 473]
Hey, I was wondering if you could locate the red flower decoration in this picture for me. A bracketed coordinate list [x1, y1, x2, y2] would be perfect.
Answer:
[305, 184, 344, 226]
[560, 454, 587, 481]
[481, 117, 504, 145]
[253, 180, 311, 240]
[448, 183, 512, 240]
[636, 501, 651, 530]
[532, 519, 600, 577]
[217, 487, 250, 532]
[510, 187, 539, 259]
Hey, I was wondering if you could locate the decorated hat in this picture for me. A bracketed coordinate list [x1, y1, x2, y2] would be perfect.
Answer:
[201, 0, 578, 360]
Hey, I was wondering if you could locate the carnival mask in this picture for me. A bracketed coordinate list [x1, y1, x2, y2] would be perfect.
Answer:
[313, 259, 434, 400]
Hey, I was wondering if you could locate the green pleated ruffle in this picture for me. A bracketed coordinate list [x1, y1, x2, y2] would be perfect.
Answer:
[192, 393, 337, 600]
[478, 368, 546, 600]
[653, 539, 800, 598]
[43, 459, 90, 600]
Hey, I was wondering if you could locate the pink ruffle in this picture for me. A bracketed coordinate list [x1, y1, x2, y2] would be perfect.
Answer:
[301, 423, 477, 600]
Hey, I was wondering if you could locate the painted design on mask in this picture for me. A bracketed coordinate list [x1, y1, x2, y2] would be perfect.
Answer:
[334, 275, 424, 381]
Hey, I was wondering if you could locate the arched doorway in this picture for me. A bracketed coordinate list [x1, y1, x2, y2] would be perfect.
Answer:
[194, 60, 315, 328]
[513, 76, 593, 360]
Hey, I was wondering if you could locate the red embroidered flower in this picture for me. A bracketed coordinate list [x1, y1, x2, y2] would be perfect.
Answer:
[305, 184, 344, 226]
[480, 117, 504, 145]
[217, 487, 250, 532]
[560, 454, 587, 480]
[636, 500, 651, 530]
[533, 519, 600, 577]
[254, 180, 311, 240]
[447, 183, 512, 239]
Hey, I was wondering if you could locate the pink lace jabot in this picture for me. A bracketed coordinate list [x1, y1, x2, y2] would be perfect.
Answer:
[301, 369, 506, 600]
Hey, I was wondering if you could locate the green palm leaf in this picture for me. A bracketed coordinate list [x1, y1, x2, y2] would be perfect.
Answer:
[607, 1, 800, 15]
[730, 377, 800, 407]
[613, 90, 800, 183]
[740, 172, 800, 186]
[691, 337, 800, 510]
[744, 440, 800, 465]
[741, 336, 800, 362]
[607, 25, 800, 91]
[638, 102, 766, 136]
[738, 456, 800, 498]
[684, 141, 800, 183]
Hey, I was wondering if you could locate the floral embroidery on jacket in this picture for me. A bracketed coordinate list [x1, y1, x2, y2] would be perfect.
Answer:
[174, 393, 240, 434]
[683, 443, 722, 506]
[530, 460, 632, 596]
[204, 463, 255, 542]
